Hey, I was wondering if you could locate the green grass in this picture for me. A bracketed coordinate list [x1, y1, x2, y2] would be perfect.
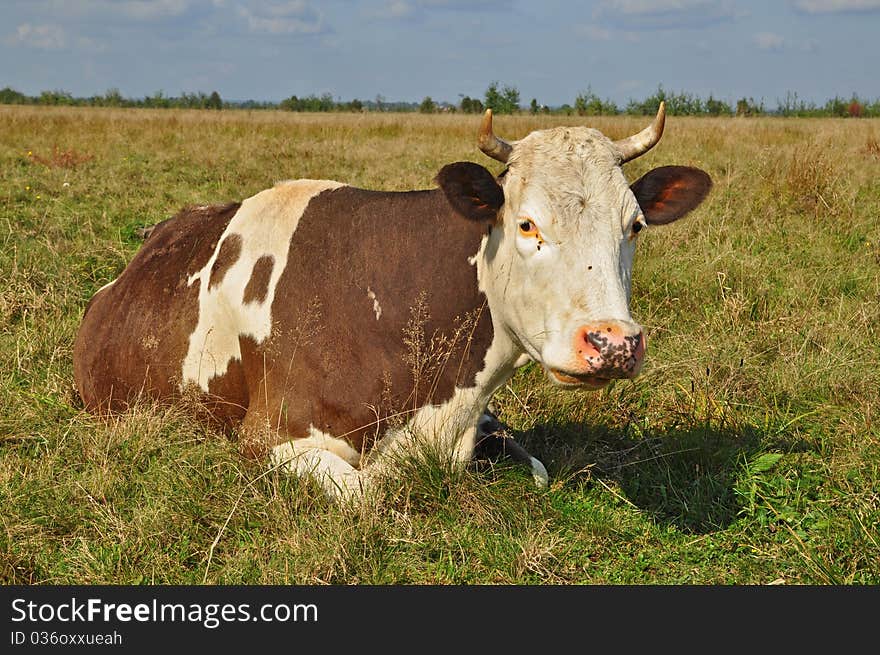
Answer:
[1, 106, 878, 584]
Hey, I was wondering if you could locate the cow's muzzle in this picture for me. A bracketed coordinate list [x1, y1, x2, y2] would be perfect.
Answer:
[547, 320, 645, 388]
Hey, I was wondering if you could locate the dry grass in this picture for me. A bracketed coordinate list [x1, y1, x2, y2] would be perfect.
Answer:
[1, 106, 878, 584]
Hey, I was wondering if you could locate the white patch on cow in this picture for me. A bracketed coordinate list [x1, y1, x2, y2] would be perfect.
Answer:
[95, 279, 116, 294]
[300, 425, 363, 467]
[182, 179, 345, 391]
[366, 286, 382, 320]
[270, 440, 365, 503]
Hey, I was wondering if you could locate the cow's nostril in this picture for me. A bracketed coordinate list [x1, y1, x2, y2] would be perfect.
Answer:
[578, 329, 602, 359]
[586, 332, 604, 350]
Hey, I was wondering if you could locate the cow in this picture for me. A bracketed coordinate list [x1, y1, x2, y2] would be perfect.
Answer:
[73, 102, 711, 502]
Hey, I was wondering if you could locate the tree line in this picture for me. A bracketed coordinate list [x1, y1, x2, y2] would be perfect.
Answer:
[2, 83, 879, 117]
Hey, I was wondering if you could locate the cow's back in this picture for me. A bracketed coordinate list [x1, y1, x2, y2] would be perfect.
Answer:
[73, 203, 243, 418]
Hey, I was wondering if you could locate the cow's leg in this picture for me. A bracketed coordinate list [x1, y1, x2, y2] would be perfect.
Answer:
[269, 440, 368, 504]
[248, 401, 370, 503]
[474, 411, 549, 488]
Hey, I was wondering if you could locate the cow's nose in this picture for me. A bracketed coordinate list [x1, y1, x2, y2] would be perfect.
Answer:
[575, 321, 645, 377]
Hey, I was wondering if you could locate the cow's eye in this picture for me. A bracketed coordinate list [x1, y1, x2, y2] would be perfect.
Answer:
[518, 219, 539, 237]
[632, 220, 645, 235]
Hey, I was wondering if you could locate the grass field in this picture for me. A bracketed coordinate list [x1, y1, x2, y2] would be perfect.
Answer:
[1, 106, 879, 584]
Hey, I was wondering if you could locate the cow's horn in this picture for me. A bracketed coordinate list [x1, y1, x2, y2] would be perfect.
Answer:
[478, 109, 513, 163]
[613, 101, 666, 164]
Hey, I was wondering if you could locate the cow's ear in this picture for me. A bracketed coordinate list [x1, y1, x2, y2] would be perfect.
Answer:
[631, 165, 712, 226]
[436, 162, 504, 223]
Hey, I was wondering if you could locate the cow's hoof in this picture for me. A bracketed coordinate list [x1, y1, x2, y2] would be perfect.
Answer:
[476, 411, 550, 489]
[529, 456, 549, 488]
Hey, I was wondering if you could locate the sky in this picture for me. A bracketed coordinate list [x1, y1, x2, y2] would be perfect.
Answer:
[1, 0, 878, 107]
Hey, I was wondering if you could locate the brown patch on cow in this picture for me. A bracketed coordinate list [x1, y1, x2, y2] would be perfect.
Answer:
[258, 186, 494, 452]
[208, 233, 242, 290]
[242, 255, 274, 305]
[73, 201, 242, 415]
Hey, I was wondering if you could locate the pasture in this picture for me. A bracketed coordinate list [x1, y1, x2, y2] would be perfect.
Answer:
[1, 106, 878, 584]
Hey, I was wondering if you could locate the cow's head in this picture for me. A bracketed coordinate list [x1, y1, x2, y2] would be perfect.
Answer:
[437, 103, 711, 389]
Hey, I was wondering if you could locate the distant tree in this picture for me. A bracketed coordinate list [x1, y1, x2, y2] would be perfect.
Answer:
[848, 97, 863, 118]
[864, 97, 880, 118]
[460, 95, 483, 113]
[736, 97, 765, 117]
[705, 94, 732, 116]
[558, 103, 574, 116]
[282, 93, 335, 112]
[207, 90, 222, 110]
[823, 95, 848, 117]
[574, 87, 618, 115]
[419, 96, 437, 113]
[280, 95, 299, 111]
[180, 91, 212, 109]
[103, 88, 124, 107]
[667, 90, 703, 115]
[529, 98, 539, 115]
[776, 91, 816, 117]
[375, 94, 386, 112]
[484, 81, 520, 114]
[349, 98, 363, 112]
[318, 92, 335, 111]
[0, 87, 28, 104]
[144, 90, 171, 108]
[38, 89, 74, 106]
[627, 85, 666, 115]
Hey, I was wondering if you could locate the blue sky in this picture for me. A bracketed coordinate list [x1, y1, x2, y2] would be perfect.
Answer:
[1, 1, 878, 106]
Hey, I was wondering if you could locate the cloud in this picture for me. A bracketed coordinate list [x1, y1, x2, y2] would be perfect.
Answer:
[419, 0, 507, 8]
[593, 0, 742, 30]
[41, 0, 194, 21]
[5, 17, 107, 52]
[573, 23, 641, 42]
[113, 0, 191, 19]
[373, 1, 416, 19]
[369, 0, 506, 20]
[792, 0, 880, 13]
[237, 1, 325, 35]
[574, 23, 614, 40]
[7, 23, 67, 49]
[753, 31, 785, 51]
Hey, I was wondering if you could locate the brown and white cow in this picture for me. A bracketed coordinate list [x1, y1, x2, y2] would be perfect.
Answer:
[73, 103, 711, 501]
